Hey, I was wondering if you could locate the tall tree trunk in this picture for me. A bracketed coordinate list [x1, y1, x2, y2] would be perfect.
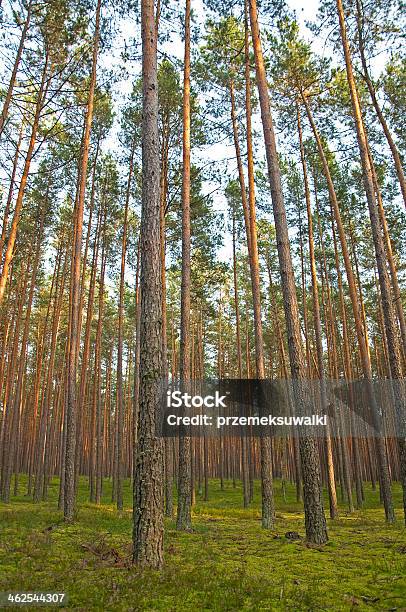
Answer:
[132, 0, 164, 568]
[313, 181, 355, 511]
[117, 140, 135, 511]
[34, 243, 66, 501]
[160, 136, 174, 518]
[336, 0, 405, 523]
[132, 236, 141, 487]
[245, 3, 274, 527]
[64, 0, 101, 522]
[249, 0, 328, 544]
[232, 204, 249, 507]
[94, 217, 107, 504]
[266, 257, 302, 502]
[303, 94, 394, 522]
[74, 159, 100, 490]
[177, 0, 192, 532]
[297, 104, 338, 519]
[366, 144, 406, 361]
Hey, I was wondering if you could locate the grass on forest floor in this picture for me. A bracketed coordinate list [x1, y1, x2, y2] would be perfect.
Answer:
[1, 475, 406, 611]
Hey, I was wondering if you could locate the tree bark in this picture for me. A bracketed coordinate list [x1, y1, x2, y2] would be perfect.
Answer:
[249, 0, 327, 544]
[303, 93, 394, 522]
[336, 0, 405, 522]
[297, 104, 338, 519]
[177, 0, 193, 532]
[117, 140, 135, 510]
[64, 0, 101, 522]
[133, 0, 164, 568]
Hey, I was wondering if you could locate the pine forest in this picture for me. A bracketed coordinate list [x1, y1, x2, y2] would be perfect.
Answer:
[0, 0, 406, 609]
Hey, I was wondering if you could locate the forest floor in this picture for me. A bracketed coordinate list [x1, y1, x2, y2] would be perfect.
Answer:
[1, 476, 406, 611]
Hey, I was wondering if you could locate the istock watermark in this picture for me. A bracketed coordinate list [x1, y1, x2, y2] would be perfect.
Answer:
[167, 390, 228, 409]
[157, 378, 406, 439]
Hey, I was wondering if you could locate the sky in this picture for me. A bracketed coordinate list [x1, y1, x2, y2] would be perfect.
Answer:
[191, 0, 322, 261]
[101, 0, 376, 268]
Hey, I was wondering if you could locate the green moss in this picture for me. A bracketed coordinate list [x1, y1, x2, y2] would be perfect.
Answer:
[1, 476, 405, 611]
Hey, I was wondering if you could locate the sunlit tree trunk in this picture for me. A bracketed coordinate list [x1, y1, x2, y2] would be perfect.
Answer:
[336, 0, 405, 522]
[303, 93, 394, 522]
[116, 140, 135, 511]
[232, 204, 249, 507]
[249, 0, 327, 543]
[34, 234, 65, 502]
[94, 217, 107, 505]
[297, 104, 338, 519]
[132, 0, 164, 568]
[177, 0, 193, 532]
[64, 0, 101, 522]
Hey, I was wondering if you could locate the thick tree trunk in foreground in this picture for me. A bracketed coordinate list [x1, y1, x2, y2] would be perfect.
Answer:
[132, 0, 164, 568]
[249, 0, 328, 544]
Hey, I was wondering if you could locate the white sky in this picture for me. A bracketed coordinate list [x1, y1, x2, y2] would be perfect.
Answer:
[193, 0, 323, 261]
[102, 0, 379, 267]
